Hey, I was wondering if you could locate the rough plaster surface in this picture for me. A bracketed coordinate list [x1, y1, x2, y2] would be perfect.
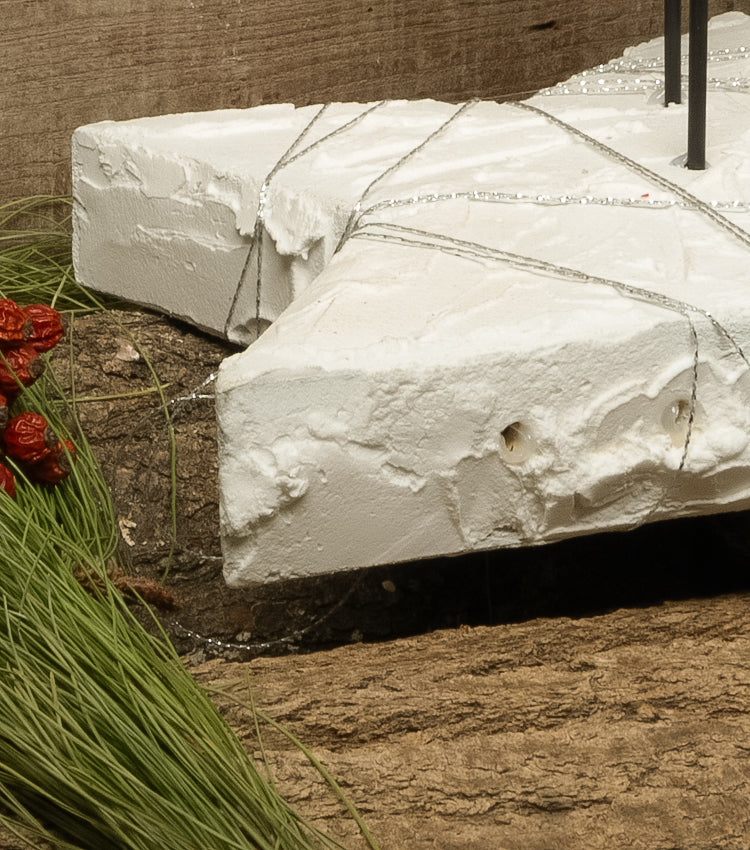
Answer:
[73, 14, 750, 584]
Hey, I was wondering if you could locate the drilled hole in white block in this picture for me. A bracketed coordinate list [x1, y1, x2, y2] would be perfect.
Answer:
[499, 421, 534, 464]
[661, 398, 692, 447]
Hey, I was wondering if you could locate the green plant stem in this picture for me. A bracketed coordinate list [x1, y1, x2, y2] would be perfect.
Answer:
[0, 198, 370, 850]
[212, 676, 383, 850]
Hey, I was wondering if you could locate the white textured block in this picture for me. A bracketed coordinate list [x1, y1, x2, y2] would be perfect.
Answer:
[74, 14, 750, 584]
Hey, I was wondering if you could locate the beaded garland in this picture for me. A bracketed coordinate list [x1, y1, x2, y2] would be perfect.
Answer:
[540, 45, 750, 96]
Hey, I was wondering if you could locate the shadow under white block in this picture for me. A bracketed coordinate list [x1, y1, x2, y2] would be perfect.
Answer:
[73, 13, 750, 585]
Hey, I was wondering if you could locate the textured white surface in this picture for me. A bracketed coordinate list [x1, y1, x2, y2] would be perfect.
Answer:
[73, 14, 750, 584]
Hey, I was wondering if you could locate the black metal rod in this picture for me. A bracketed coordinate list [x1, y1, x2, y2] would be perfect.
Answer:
[686, 0, 708, 169]
[664, 0, 682, 104]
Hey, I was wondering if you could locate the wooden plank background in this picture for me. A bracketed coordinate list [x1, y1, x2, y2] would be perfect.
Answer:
[2, 0, 749, 202]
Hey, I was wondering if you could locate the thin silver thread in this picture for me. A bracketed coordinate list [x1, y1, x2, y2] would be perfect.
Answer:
[360, 188, 749, 219]
[678, 318, 700, 476]
[170, 572, 365, 655]
[543, 77, 750, 96]
[224, 103, 331, 338]
[510, 100, 750, 252]
[158, 372, 217, 413]
[223, 101, 388, 339]
[628, 317, 700, 530]
[335, 99, 480, 252]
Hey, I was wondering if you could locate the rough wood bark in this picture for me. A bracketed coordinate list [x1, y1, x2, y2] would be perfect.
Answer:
[193, 592, 750, 850]
[3, 0, 748, 202]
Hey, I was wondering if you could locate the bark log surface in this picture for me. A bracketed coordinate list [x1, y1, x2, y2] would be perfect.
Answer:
[194, 593, 750, 850]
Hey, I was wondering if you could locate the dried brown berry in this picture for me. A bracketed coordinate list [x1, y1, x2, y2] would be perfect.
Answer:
[112, 574, 177, 611]
[0, 461, 15, 498]
[32, 438, 76, 484]
[0, 391, 9, 432]
[0, 298, 31, 345]
[3, 412, 58, 464]
[32, 454, 70, 484]
[22, 304, 65, 353]
[73, 563, 178, 611]
[0, 343, 45, 392]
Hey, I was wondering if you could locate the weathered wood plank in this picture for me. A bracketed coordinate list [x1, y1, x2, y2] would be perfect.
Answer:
[2, 0, 748, 201]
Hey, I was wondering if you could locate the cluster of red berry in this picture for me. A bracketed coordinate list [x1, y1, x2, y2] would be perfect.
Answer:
[0, 298, 72, 498]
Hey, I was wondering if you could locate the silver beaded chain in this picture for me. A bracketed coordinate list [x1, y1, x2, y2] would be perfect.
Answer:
[540, 45, 750, 96]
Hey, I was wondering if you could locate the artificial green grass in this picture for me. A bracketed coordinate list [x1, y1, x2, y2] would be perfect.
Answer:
[0, 197, 373, 850]
[0, 465, 340, 848]
[0, 197, 92, 315]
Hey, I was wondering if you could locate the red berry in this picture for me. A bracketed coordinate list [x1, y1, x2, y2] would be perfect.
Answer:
[0, 299, 31, 345]
[22, 304, 64, 353]
[0, 462, 15, 498]
[3, 412, 58, 464]
[0, 343, 45, 392]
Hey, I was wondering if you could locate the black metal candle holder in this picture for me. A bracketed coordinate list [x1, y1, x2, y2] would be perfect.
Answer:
[664, 0, 708, 170]
[664, 0, 682, 104]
